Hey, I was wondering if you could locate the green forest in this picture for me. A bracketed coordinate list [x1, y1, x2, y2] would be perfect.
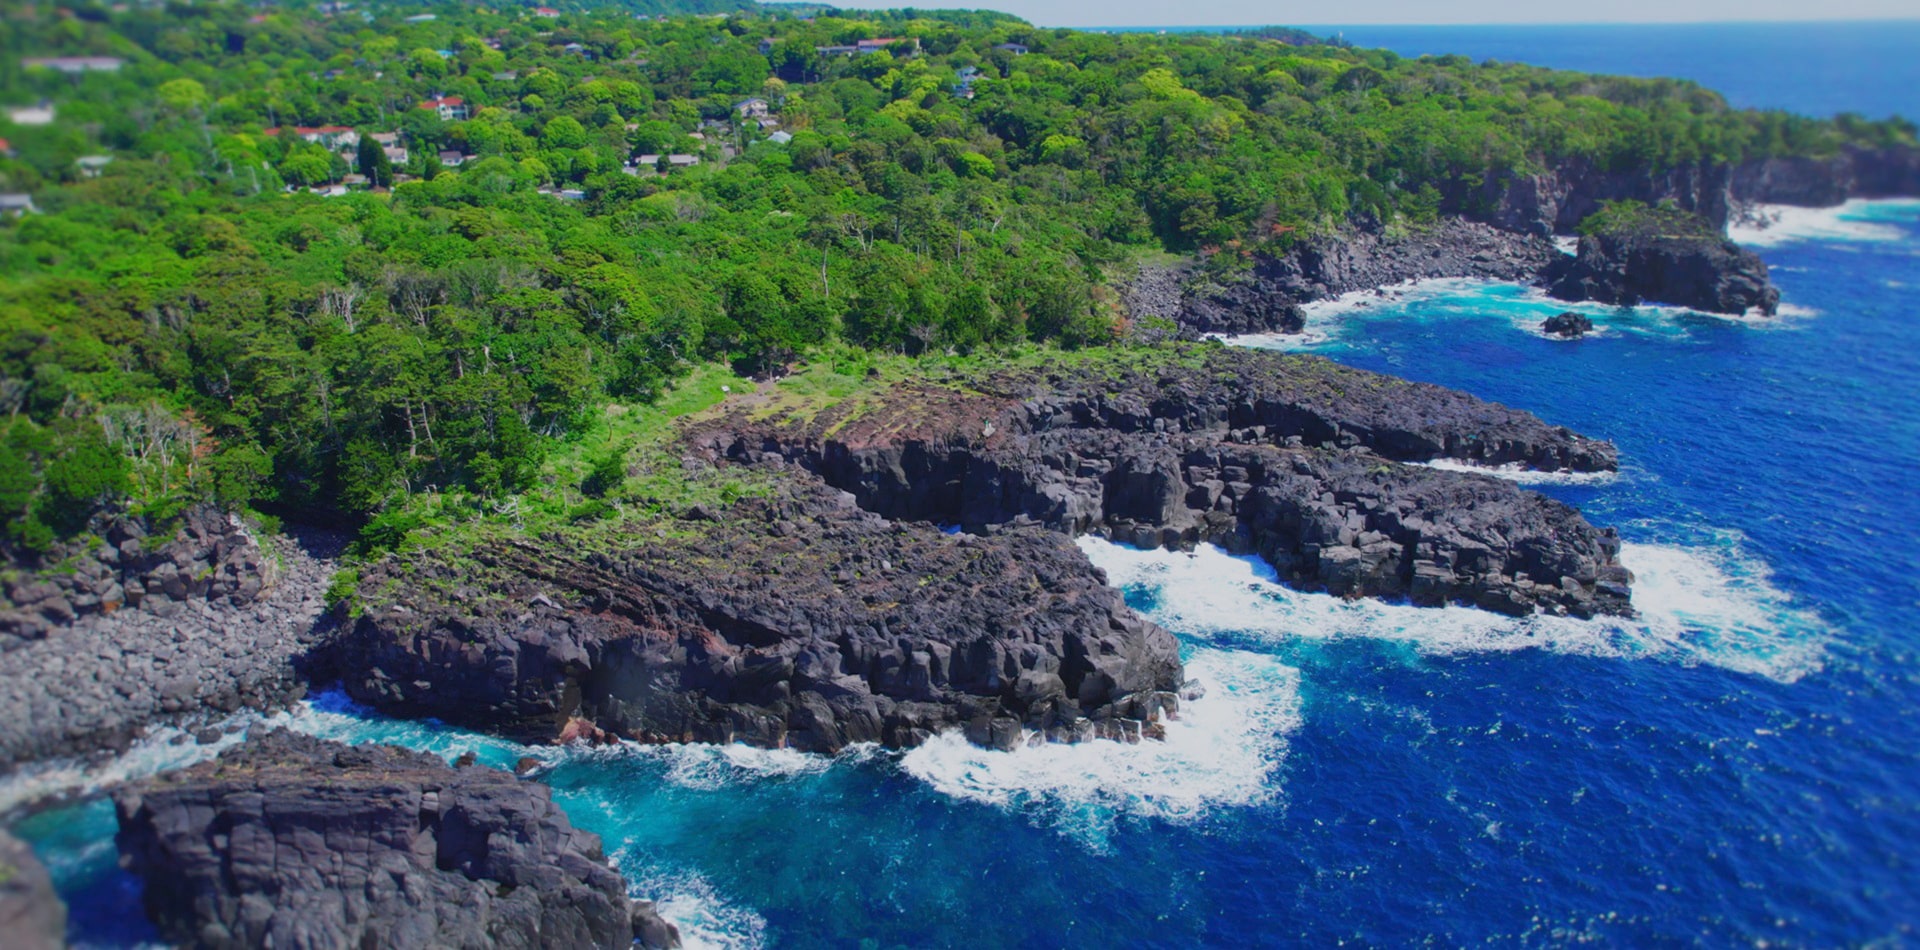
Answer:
[1, 0, 1912, 553]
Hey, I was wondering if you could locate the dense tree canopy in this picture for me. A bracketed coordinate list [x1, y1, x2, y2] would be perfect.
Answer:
[0, 0, 1910, 548]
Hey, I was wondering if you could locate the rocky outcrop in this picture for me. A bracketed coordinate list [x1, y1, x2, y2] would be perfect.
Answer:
[0, 828, 64, 950]
[1542, 312, 1594, 338]
[1, 505, 278, 647]
[113, 730, 679, 950]
[1547, 209, 1779, 315]
[1248, 218, 1561, 302]
[1452, 157, 1736, 237]
[697, 348, 1629, 619]
[325, 481, 1185, 754]
[1732, 145, 1920, 208]
[1131, 220, 1559, 337]
[0, 526, 341, 767]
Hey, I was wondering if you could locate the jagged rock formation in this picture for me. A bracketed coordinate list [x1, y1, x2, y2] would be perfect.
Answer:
[697, 347, 1630, 620]
[1547, 207, 1779, 315]
[325, 482, 1185, 753]
[2, 505, 278, 646]
[113, 730, 680, 950]
[1132, 220, 1559, 337]
[0, 829, 65, 950]
[1542, 312, 1595, 338]
[0, 526, 341, 767]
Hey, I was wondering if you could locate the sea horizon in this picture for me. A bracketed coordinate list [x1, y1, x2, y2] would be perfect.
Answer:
[1060, 19, 1920, 118]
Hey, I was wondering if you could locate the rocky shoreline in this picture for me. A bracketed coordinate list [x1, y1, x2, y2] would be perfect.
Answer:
[1132, 150, 1920, 338]
[0, 522, 342, 767]
[699, 349, 1629, 619]
[304, 346, 1632, 769]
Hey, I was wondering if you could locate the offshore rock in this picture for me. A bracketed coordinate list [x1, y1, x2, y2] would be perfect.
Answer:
[1547, 212, 1779, 315]
[113, 730, 680, 950]
[1542, 311, 1594, 338]
[326, 482, 1184, 753]
[0, 828, 65, 950]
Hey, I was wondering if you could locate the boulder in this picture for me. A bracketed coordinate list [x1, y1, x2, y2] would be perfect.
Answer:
[1542, 311, 1594, 338]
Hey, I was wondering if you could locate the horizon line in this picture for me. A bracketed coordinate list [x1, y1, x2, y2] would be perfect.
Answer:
[1042, 17, 1920, 28]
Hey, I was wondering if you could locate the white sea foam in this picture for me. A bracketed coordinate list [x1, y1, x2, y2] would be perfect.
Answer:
[1554, 235, 1580, 255]
[0, 718, 255, 813]
[616, 863, 769, 950]
[898, 648, 1302, 845]
[1412, 459, 1623, 486]
[1229, 277, 1506, 350]
[1079, 535, 1825, 683]
[1730, 199, 1919, 248]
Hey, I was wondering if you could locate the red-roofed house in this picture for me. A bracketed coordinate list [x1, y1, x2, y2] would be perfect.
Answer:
[533, 6, 560, 17]
[418, 96, 469, 121]
[264, 125, 361, 150]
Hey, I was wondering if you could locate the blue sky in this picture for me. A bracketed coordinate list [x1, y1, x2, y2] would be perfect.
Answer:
[963, 0, 1920, 27]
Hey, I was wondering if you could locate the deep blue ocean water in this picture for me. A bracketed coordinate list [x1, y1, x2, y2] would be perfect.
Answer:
[1104, 21, 1920, 119]
[11, 41, 1920, 949]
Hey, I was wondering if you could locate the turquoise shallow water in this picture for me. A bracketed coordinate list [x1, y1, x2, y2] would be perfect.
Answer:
[16, 199, 1920, 948]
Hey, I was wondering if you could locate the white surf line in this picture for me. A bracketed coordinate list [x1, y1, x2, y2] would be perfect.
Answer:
[1730, 199, 1918, 248]
[897, 647, 1303, 846]
[1412, 458, 1622, 486]
[1080, 535, 1827, 684]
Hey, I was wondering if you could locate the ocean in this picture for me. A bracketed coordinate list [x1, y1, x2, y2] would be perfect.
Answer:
[1102, 20, 1920, 119]
[12, 33, 1920, 950]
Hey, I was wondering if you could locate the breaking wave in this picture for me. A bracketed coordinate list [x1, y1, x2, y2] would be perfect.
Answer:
[1731, 199, 1918, 248]
[898, 648, 1302, 847]
[1079, 534, 1826, 684]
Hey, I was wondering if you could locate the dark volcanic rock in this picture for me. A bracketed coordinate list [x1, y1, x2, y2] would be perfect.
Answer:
[1542, 311, 1594, 338]
[2, 505, 280, 646]
[695, 345, 1631, 620]
[1547, 209, 1779, 315]
[327, 483, 1184, 753]
[1248, 218, 1560, 302]
[0, 525, 342, 769]
[113, 730, 679, 950]
[1133, 220, 1559, 338]
[0, 828, 64, 950]
[1733, 145, 1920, 208]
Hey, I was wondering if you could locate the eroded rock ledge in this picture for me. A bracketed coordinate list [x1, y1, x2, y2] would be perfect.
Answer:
[114, 730, 680, 949]
[328, 480, 1185, 754]
[698, 348, 1630, 620]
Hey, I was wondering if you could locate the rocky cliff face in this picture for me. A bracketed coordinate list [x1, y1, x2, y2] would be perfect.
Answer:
[1455, 157, 1736, 236]
[113, 730, 680, 950]
[1132, 220, 1559, 337]
[1547, 217, 1779, 315]
[327, 481, 1185, 754]
[1732, 145, 1920, 208]
[0, 829, 64, 950]
[697, 348, 1630, 620]
[1, 505, 278, 647]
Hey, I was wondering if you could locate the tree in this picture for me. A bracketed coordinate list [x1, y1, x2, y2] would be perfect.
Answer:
[542, 116, 589, 150]
[356, 135, 395, 188]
